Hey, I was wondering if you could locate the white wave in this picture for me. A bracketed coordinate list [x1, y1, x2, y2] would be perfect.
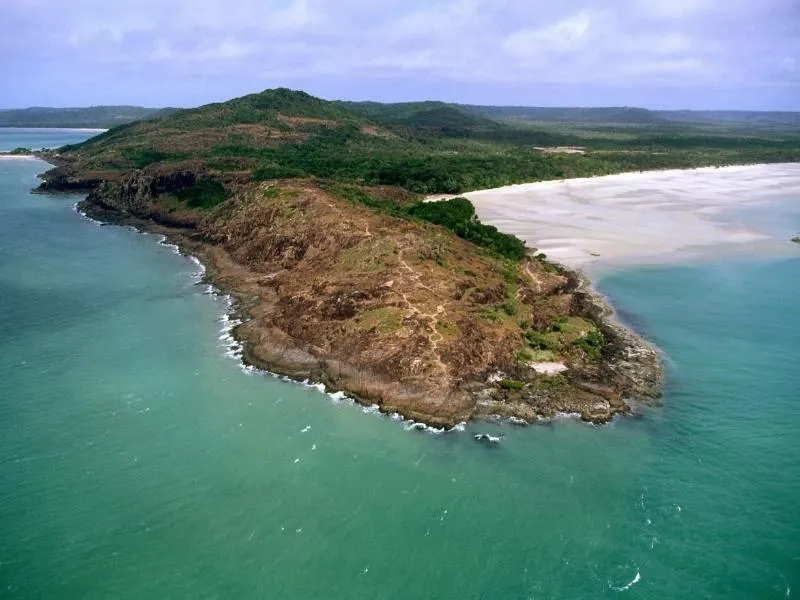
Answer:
[404, 421, 446, 434]
[300, 425, 311, 433]
[171, 257, 468, 436]
[71, 202, 104, 226]
[555, 411, 582, 419]
[610, 571, 641, 592]
[156, 235, 181, 255]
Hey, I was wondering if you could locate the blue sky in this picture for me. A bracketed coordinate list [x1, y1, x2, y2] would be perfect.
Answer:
[1, 0, 798, 109]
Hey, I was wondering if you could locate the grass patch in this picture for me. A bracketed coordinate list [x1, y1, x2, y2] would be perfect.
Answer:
[532, 375, 567, 390]
[119, 147, 188, 169]
[516, 348, 556, 362]
[356, 308, 404, 333]
[252, 163, 305, 180]
[501, 260, 520, 283]
[435, 320, 459, 340]
[337, 238, 394, 273]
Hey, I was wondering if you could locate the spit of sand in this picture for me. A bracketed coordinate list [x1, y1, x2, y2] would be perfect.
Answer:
[460, 164, 800, 268]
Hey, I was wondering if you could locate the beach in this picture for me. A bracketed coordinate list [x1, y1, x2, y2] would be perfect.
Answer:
[460, 163, 800, 268]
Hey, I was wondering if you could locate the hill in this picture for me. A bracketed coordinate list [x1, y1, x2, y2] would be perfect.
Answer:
[47, 88, 800, 198]
[36, 87, 670, 426]
[657, 110, 800, 127]
[339, 100, 505, 137]
[0, 106, 170, 129]
[461, 105, 668, 125]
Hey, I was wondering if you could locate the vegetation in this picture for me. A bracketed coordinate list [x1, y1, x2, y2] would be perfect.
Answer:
[8, 147, 32, 155]
[407, 197, 527, 260]
[498, 379, 526, 391]
[59, 89, 800, 199]
[173, 180, 229, 209]
[573, 330, 605, 361]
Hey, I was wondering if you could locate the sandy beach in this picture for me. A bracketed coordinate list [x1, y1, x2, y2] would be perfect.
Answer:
[459, 164, 800, 269]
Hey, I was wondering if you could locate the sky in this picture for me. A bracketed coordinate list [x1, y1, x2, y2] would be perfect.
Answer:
[1, 0, 798, 110]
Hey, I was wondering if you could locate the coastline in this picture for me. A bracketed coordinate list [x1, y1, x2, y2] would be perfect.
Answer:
[75, 198, 661, 429]
[0, 154, 39, 160]
[63, 154, 800, 427]
[37, 157, 800, 428]
[71, 200, 478, 430]
[460, 162, 800, 268]
[0, 127, 108, 132]
[70, 188, 661, 429]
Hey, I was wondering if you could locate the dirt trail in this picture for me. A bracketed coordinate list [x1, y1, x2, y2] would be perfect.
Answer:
[396, 248, 449, 377]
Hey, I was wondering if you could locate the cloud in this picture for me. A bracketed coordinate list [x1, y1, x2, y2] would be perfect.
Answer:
[1, 0, 798, 108]
[505, 11, 594, 56]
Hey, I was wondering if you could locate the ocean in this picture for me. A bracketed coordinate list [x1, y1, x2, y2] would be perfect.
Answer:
[1, 129, 798, 599]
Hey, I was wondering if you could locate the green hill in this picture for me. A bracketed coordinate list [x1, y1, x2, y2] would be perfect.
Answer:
[53, 88, 800, 196]
[340, 101, 503, 136]
[461, 105, 668, 125]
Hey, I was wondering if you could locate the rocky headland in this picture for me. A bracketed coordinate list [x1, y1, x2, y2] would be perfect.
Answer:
[32, 88, 664, 428]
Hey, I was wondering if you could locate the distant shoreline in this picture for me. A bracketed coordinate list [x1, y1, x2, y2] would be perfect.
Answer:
[0, 127, 107, 133]
[458, 162, 800, 269]
[0, 153, 38, 160]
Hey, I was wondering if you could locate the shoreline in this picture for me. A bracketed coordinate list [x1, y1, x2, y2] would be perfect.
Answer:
[462, 161, 800, 194]
[459, 162, 800, 269]
[0, 127, 108, 132]
[72, 200, 489, 431]
[71, 200, 466, 434]
[35, 156, 800, 427]
[0, 154, 38, 160]
[70, 193, 661, 429]
[29, 155, 686, 428]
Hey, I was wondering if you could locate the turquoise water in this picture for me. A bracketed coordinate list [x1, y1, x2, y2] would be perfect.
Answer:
[0, 128, 105, 152]
[1, 131, 798, 599]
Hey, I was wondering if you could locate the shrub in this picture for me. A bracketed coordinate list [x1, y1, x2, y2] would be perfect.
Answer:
[525, 330, 555, 350]
[573, 330, 604, 360]
[498, 379, 526, 391]
[174, 180, 229, 209]
[502, 298, 518, 316]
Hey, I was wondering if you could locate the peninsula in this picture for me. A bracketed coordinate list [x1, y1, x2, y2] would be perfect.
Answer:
[34, 89, 800, 426]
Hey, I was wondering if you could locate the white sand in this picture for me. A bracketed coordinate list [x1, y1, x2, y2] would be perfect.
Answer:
[459, 164, 800, 268]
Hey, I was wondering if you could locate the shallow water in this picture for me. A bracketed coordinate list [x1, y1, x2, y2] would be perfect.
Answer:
[0, 128, 105, 152]
[1, 130, 798, 599]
